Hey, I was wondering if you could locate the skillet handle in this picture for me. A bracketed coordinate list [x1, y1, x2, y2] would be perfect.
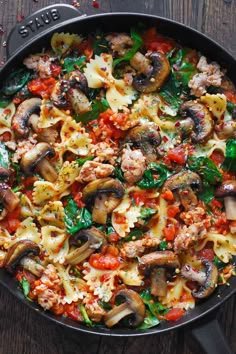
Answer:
[191, 318, 233, 354]
[6, 4, 85, 59]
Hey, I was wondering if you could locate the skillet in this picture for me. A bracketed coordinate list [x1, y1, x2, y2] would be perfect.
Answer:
[0, 4, 235, 353]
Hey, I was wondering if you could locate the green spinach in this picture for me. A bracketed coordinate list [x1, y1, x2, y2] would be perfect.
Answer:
[64, 199, 92, 234]
[113, 29, 143, 67]
[138, 163, 168, 189]
[76, 98, 109, 124]
[188, 156, 222, 184]
[221, 138, 236, 172]
[2, 68, 31, 96]
[63, 55, 87, 73]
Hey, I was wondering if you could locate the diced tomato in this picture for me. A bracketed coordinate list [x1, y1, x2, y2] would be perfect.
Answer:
[211, 198, 223, 209]
[70, 182, 85, 208]
[50, 63, 62, 77]
[101, 244, 119, 256]
[89, 253, 120, 270]
[107, 231, 121, 243]
[165, 308, 185, 321]
[163, 223, 178, 241]
[0, 132, 11, 142]
[0, 206, 21, 233]
[210, 150, 224, 166]
[167, 146, 186, 165]
[143, 28, 175, 54]
[130, 191, 147, 206]
[64, 303, 82, 321]
[197, 247, 215, 261]
[162, 189, 174, 201]
[167, 205, 180, 218]
[97, 109, 126, 142]
[77, 38, 93, 59]
[223, 90, 236, 104]
[28, 77, 56, 98]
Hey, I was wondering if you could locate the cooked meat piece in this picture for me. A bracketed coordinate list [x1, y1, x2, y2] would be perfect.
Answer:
[174, 222, 207, 254]
[77, 161, 115, 183]
[188, 56, 224, 97]
[93, 142, 118, 165]
[106, 33, 133, 56]
[121, 146, 146, 184]
[180, 207, 206, 225]
[83, 294, 106, 322]
[121, 236, 160, 258]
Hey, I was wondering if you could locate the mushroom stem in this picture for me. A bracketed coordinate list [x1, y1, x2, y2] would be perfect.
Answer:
[151, 268, 167, 297]
[20, 257, 45, 277]
[65, 241, 94, 265]
[181, 264, 206, 285]
[104, 302, 134, 328]
[224, 196, 236, 220]
[0, 183, 20, 212]
[36, 158, 58, 183]
[92, 194, 108, 224]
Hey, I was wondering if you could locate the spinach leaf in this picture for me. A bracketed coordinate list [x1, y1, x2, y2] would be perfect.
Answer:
[77, 155, 94, 166]
[93, 31, 109, 55]
[124, 229, 143, 242]
[138, 163, 168, 189]
[20, 277, 31, 301]
[159, 74, 183, 113]
[99, 301, 112, 311]
[64, 199, 92, 234]
[63, 55, 87, 73]
[0, 142, 10, 169]
[0, 94, 12, 108]
[170, 48, 197, 86]
[2, 68, 31, 96]
[213, 255, 226, 270]
[140, 288, 169, 316]
[227, 101, 236, 115]
[114, 166, 125, 182]
[221, 138, 236, 172]
[76, 98, 109, 124]
[159, 240, 168, 251]
[140, 207, 157, 220]
[138, 310, 160, 329]
[80, 304, 94, 326]
[188, 156, 222, 184]
[113, 29, 143, 67]
[198, 182, 215, 204]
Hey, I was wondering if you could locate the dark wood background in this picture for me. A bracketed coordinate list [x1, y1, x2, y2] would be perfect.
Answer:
[0, 1, 235, 353]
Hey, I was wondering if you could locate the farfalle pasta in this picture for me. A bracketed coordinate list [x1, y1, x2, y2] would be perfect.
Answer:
[0, 26, 235, 330]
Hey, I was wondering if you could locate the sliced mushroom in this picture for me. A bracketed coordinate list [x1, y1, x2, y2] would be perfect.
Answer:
[215, 180, 236, 220]
[20, 256, 45, 277]
[28, 114, 58, 144]
[179, 101, 213, 143]
[67, 71, 91, 114]
[4, 240, 40, 274]
[82, 178, 124, 224]
[12, 98, 42, 138]
[162, 171, 202, 210]
[132, 52, 170, 93]
[104, 289, 145, 328]
[0, 183, 19, 212]
[65, 227, 106, 265]
[51, 80, 69, 108]
[130, 51, 152, 75]
[0, 167, 11, 181]
[181, 260, 218, 299]
[139, 251, 180, 297]
[20, 142, 57, 182]
[123, 123, 161, 163]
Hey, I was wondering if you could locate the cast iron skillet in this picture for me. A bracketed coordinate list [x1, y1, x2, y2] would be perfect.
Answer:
[0, 4, 235, 354]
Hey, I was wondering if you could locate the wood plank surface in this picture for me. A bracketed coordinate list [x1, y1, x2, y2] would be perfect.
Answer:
[0, 1, 235, 353]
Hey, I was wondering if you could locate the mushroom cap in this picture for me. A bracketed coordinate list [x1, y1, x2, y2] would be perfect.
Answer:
[0, 166, 11, 180]
[192, 260, 218, 299]
[82, 178, 125, 206]
[140, 251, 180, 272]
[215, 180, 236, 198]
[124, 124, 161, 147]
[70, 226, 106, 249]
[0, 183, 19, 212]
[133, 52, 170, 93]
[104, 289, 146, 328]
[11, 98, 42, 138]
[179, 101, 213, 143]
[20, 142, 56, 175]
[4, 240, 40, 274]
[162, 171, 202, 192]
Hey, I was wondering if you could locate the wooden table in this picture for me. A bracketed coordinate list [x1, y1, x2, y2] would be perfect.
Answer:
[0, 1, 235, 353]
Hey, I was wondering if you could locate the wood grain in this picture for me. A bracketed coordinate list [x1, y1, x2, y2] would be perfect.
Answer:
[0, 1, 235, 353]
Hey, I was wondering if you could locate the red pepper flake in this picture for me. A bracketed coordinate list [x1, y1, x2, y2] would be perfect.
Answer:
[92, 1, 100, 8]
[72, 1, 80, 7]
[175, 121, 180, 127]
[162, 136, 169, 142]
[17, 13, 24, 22]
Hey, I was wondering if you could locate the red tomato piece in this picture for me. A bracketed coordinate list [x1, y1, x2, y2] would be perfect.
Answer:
[167, 205, 180, 218]
[167, 146, 186, 164]
[197, 247, 215, 261]
[162, 189, 174, 201]
[143, 27, 175, 54]
[165, 308, 185, 321]
[89, 253, 120, 270]
[50, 63, 62, 77]
[163, 223, 177, 241]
